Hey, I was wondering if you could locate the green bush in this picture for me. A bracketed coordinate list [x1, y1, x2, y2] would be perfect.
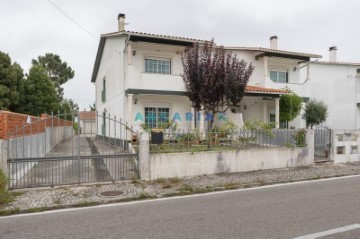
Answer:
[302, 100, 328, 128]
[73, 122, 78, 133]
[293, 129, 306, 146]
[0, 169, 13, 205]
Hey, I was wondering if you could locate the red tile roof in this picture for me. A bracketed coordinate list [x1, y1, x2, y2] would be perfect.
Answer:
[79, 111, 96, 120]
[246, 85, 288, 94]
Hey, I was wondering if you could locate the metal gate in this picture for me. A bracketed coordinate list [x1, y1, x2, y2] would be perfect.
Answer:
[7, 111, 139, 189]
[314, 125, 332, 163]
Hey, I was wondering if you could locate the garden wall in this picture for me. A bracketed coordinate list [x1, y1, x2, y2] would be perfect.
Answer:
[138, 130, 315, 180]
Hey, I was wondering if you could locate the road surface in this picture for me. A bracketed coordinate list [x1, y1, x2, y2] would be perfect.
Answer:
[1, 176, 360, 238]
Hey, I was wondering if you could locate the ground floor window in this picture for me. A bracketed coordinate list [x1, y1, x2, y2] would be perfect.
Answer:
[269, 113, 287, 128]
[144, 107, 170, 128]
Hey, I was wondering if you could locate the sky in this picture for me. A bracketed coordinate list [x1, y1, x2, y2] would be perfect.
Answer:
[1, 0, 360, 110]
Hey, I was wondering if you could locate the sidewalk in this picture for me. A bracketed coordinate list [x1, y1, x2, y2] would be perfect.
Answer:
[1, 162, 360, 215]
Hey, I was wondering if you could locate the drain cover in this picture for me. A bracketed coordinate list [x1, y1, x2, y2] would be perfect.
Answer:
[100, 190, 124, 197]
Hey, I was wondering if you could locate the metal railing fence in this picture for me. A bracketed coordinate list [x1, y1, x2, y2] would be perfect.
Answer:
[149, 128, 307, 153]
[6, 111, 139, 189]
[8, 154, 137, 189]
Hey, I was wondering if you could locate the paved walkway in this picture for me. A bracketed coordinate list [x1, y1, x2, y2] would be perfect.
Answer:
[2, 162, 360, 213]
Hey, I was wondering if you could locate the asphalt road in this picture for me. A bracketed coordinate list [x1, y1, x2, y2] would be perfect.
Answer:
[1, 176, 360, 239]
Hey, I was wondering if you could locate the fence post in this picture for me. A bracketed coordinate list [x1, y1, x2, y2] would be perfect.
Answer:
[306, 129, 315, 164]
[77, 112, 81, 184]
[139, 132, 150, 180]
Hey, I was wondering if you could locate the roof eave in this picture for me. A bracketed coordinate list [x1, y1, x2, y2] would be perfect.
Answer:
[91, 37, 106, 83]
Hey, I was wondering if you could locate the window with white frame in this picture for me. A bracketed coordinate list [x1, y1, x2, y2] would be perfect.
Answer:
[270, 69, 288, 83]
[145, 57, 171, 74]
[144, 107, 170, 128]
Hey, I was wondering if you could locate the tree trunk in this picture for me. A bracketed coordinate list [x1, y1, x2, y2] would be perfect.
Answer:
[206, 111, 215, 149]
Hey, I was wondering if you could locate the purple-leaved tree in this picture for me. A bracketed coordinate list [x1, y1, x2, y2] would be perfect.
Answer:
[182, 40, 254, 131]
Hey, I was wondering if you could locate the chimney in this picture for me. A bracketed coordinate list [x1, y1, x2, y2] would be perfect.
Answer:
[270, 36, 278, 49]
[329, 46, 337, 62]
[118, 13, 126, 32]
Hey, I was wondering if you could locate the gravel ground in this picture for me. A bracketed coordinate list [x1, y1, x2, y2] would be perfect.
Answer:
[2, 162, 360, 213]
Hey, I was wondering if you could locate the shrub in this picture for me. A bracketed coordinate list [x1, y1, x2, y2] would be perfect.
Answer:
[280, 91, 303, 126]
[0, 169, 13, 205]
[293, 129, 306, 146]
[302, 100, 328, 128]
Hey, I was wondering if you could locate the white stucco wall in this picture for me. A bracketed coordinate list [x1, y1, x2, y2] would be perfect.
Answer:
[149, 147, 313, 179]
[301, 63, 358, 129]
[95, 36, 127, 134]
[127, 42, 185, 92]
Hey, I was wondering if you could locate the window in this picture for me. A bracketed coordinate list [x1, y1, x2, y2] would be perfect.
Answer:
[270, 70, 288, 83]
[101, 78, 106, 102]
[144, 107, 170, 128]
[269, 113, 276, 128]
[269, 113, 287, 128]
[145, 58, 171, 74]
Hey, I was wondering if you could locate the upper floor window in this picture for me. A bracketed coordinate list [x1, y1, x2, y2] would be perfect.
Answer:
[270, 70, 288, 83]
[145, 58, 171, 74]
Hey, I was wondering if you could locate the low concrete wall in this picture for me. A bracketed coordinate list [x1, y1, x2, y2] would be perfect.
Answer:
[149, 147, 312, 179]
[332, 130, 360, 164]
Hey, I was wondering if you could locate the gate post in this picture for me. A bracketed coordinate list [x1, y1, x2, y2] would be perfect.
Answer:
[139, 132, 150, 180]
[306, 129, 315, 164]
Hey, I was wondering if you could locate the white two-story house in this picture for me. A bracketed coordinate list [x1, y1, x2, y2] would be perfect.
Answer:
[91, 14, 360, 136]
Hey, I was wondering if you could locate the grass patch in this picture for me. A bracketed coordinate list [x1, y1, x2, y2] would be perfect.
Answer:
[73, 201, 99, 207]
[179, 184, 194, 192]
[138, 191, 156, 199]
[168, 177, 181, 185]
[132, 178, 145, 188]
[0, 169, 14, 206]
[154, 178, 167, 184]
[223, 183, 239, 190]
[10, 191, 26, 197]
[27, 206, 49, 213]
[154, 177, 182, 189]
[52, 197, 62, 205]
[0, 207, 20, 216]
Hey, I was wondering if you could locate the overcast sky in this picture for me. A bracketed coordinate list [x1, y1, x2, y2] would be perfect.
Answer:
[1, 0, 359, 110]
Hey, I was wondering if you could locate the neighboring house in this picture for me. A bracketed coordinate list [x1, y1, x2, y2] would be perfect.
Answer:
[91, 14, 360, 135]
[79, 111, 96, 135]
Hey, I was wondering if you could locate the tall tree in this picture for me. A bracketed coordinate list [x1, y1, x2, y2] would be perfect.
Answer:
[0, 51, 24, 111]
[32, 53, 74, 99]
[18, 65, 60, 116]
[182, 40, 254, 130]
[280, 91, 303, 128]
